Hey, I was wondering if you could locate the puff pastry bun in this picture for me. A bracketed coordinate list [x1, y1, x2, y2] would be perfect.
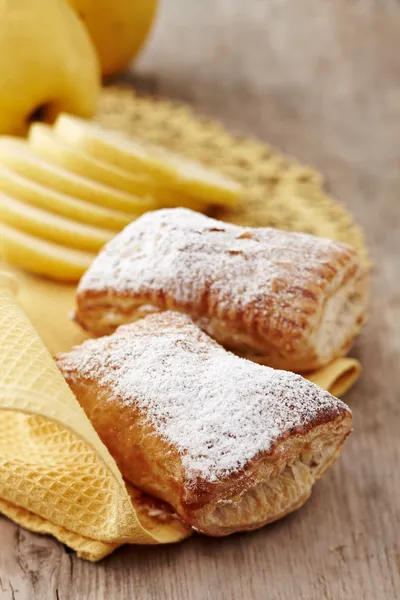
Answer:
[74, 208, 368, 372]
[57, 311, 352, 535]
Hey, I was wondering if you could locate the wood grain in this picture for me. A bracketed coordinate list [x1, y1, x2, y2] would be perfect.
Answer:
[1, 0, 399, 598]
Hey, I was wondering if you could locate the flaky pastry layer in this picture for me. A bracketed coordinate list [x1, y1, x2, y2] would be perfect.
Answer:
[57, 311, 352, 535]
[75, 208, 368, 372]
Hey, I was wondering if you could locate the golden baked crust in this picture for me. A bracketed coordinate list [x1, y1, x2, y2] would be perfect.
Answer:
[75, 208, 368, 372]
[57, 311, 352, 535]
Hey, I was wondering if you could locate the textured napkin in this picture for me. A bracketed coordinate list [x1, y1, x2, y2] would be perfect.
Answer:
[0, 271, 192, 561]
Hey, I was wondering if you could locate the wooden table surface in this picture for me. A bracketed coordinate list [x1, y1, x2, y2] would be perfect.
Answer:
[1, 1, 399, 598]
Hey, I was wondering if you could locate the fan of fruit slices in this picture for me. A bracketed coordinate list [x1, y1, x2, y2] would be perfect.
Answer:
[0, 115, 242, 281]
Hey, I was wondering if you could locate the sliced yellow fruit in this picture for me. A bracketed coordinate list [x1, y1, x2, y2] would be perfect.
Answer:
[55, 113, 242, 206]
[0, 222, 94, 282]
[0, 137, 155, 214]
[0, 164, 133, 231]
[0, 193, 113, 252]
[29, 123, 163, 200]
[29, 123, 208, 211]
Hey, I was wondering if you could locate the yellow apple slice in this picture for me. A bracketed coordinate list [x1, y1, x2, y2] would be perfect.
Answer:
[0, 193, 113, 252]
[54, 113, 242, 206]
[0, 164, 133, 231]
[0, 137, 155, 214]
[29, 123, 164, 199]
[0, 222, 94, 281]
[29, 123, 208, 211]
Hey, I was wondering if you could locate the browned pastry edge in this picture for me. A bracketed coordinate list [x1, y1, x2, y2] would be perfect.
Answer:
[58, 360, 351, 536]
[73, 255, 367, 373]
[74, 210, 369, 372]
[188, 413, 351, 535]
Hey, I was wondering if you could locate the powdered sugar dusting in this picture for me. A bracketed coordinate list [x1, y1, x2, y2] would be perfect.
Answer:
[78, 208, 350, 316]
[58, 312, 349, 483]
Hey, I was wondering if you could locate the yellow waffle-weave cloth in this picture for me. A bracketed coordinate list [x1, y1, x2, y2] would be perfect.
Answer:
[0, 272, 192, 561]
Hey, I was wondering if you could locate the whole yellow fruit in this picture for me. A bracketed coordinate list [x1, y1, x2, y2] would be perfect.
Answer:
[0, 0, 100, 135]
[67, 0, 158, 76]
